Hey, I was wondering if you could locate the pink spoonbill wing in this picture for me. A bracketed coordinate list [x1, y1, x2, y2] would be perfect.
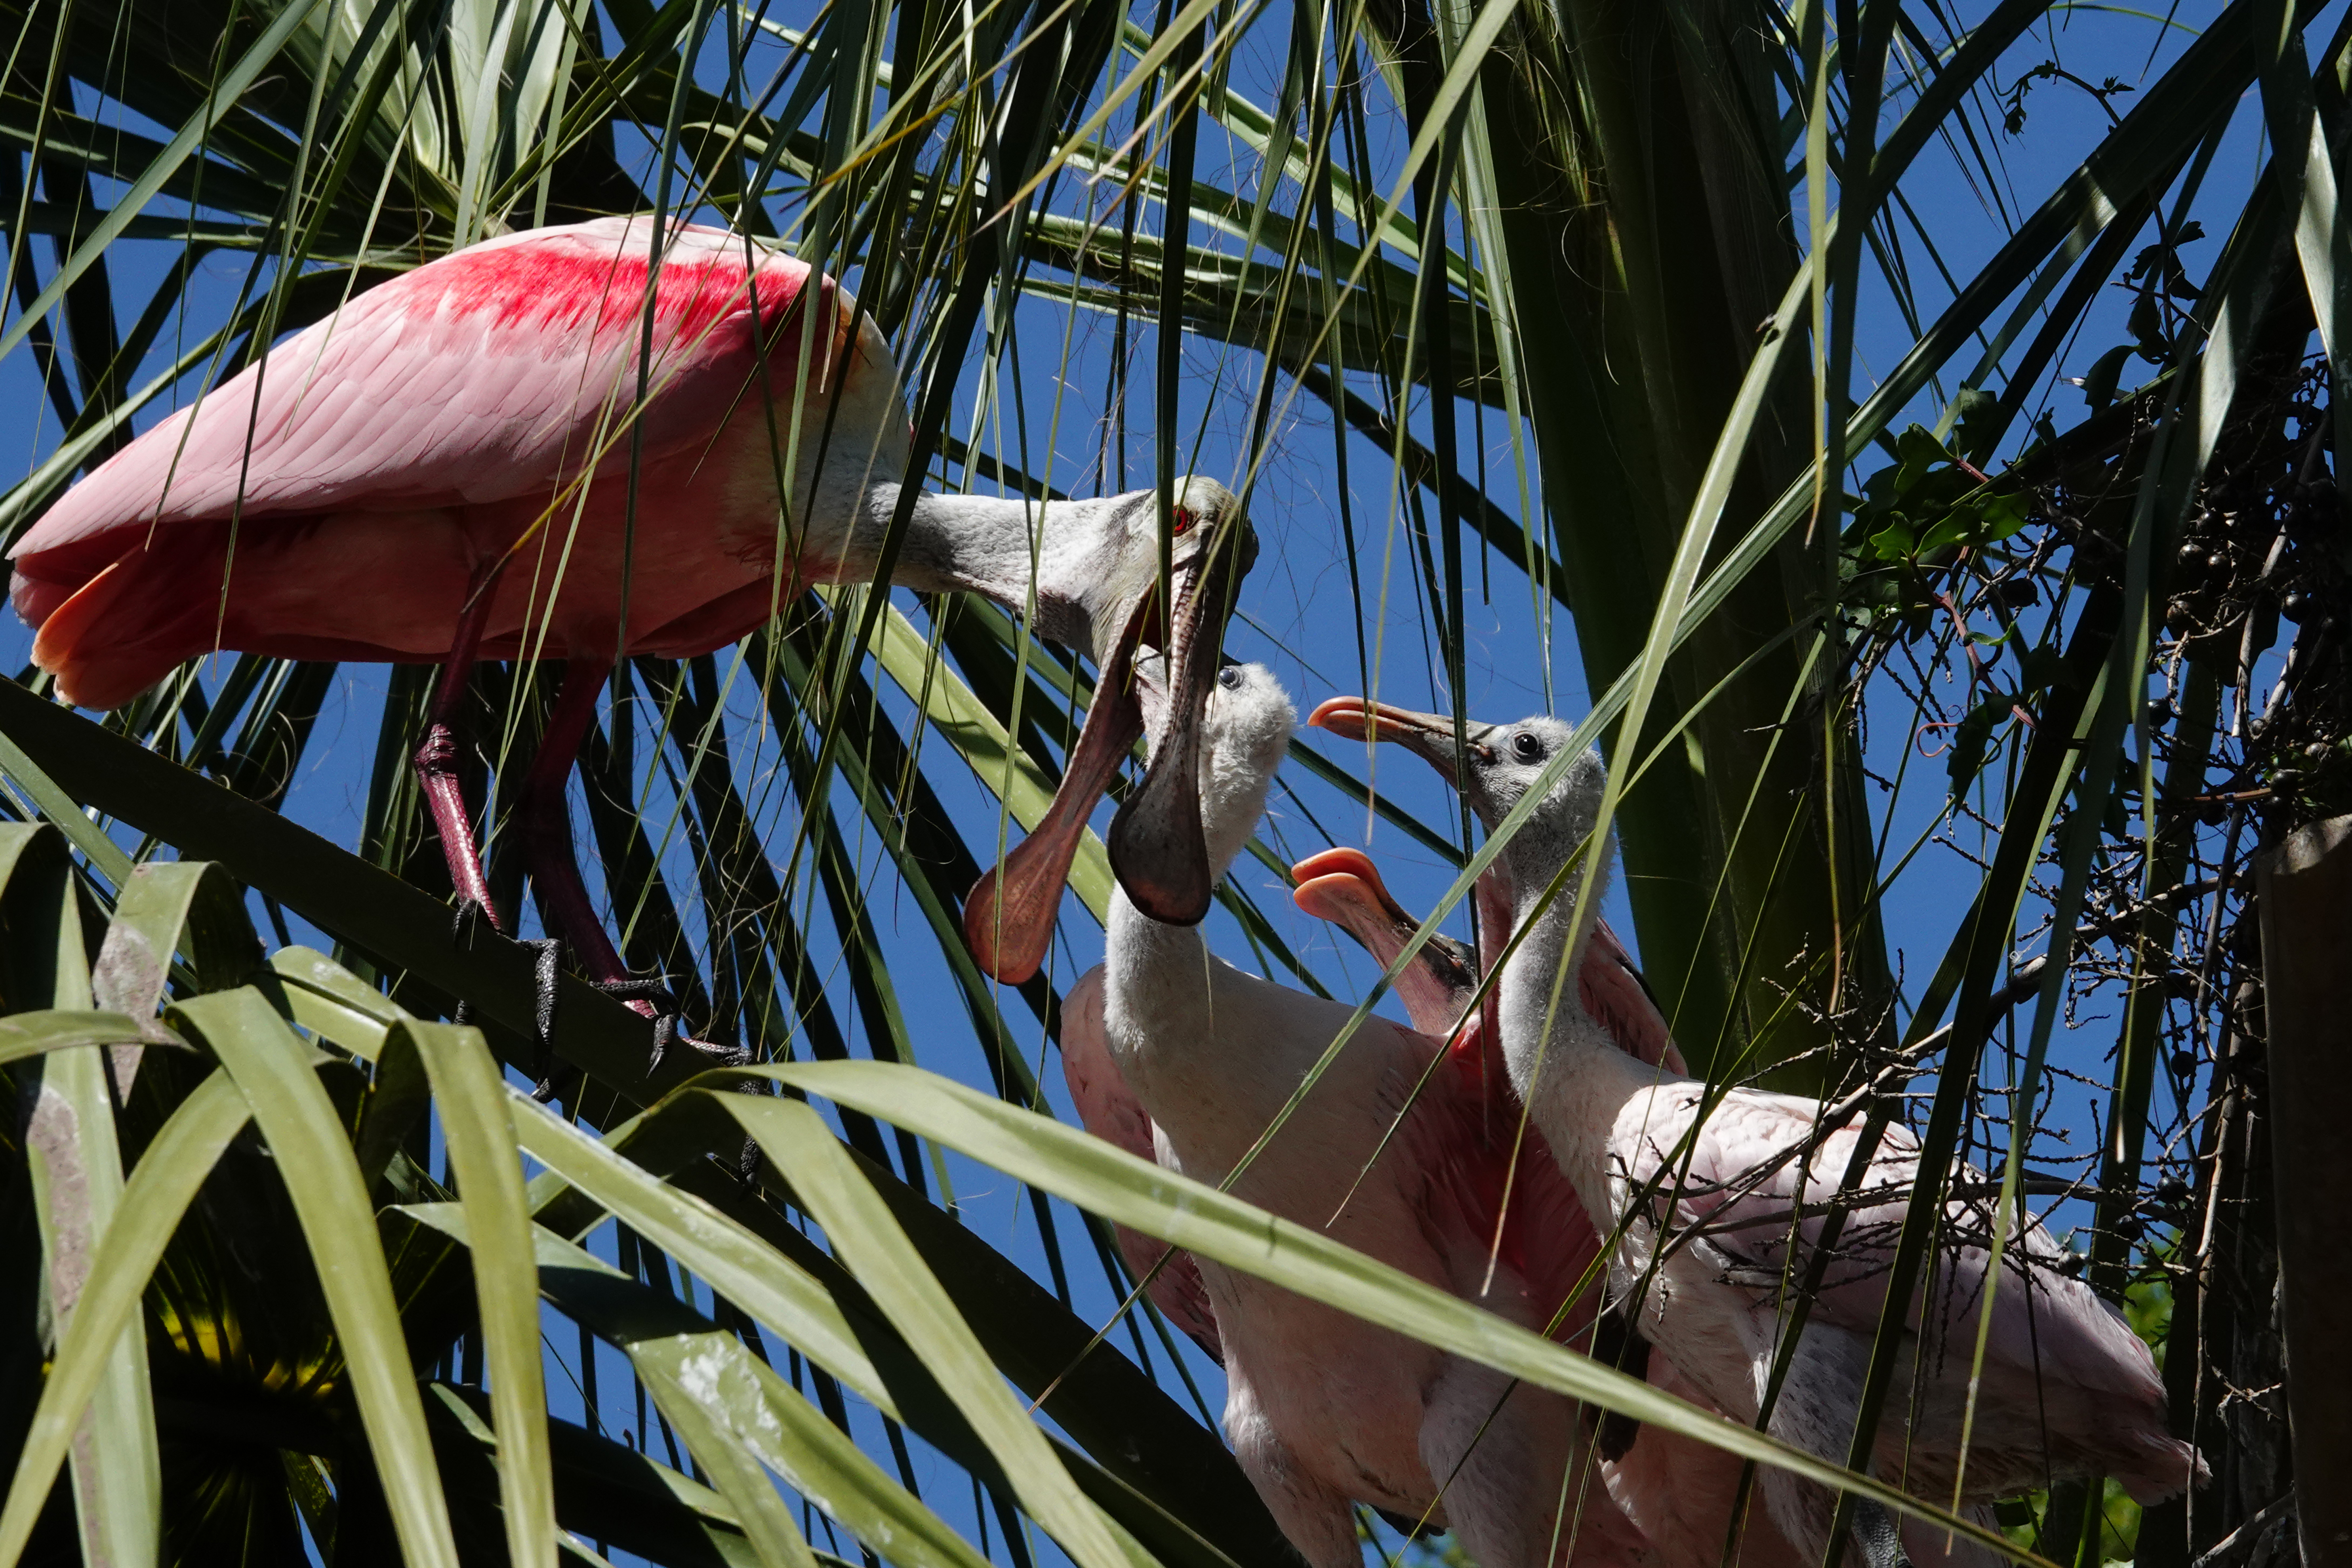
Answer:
[12, 217, 901, 707]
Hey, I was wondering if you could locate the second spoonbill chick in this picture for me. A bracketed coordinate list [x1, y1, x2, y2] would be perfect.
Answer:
[1102, 665, 1653, 1568]
[1313, 696, 2201, 1568]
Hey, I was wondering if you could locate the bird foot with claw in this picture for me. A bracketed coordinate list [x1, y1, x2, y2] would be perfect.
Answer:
[594, 976, 748, 1075]
[444, 910, 573, 1103]
[529, 1059, 582, 1106]
[506, 937, 569, 1102]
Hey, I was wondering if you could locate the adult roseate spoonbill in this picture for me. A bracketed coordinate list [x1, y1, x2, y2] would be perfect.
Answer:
[1317, 698, 2203, 1567]
[1292, 849, 1829, 1568]
[9, 216, 1248, 1023]
[1095, 663, 1651, 1568]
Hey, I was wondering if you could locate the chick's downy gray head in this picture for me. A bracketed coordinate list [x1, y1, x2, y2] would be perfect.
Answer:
[1198, 662, 1295, 871]
[1459, 717, 1595, 818]
[1304, 699, 1605, 889]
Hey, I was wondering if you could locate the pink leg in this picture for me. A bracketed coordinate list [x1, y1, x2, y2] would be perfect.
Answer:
[520, 656, 747, 1083]
[414, 564, 504, 930]
[518, 656, 630, 984]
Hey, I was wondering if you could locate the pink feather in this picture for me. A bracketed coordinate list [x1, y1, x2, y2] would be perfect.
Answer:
[11, 217, 900, 707]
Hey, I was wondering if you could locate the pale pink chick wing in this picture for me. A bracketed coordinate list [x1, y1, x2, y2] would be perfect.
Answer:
[1405, 1064, 1605, 1339]
[1581, 921, 1685, 1074]
[13, 217, 907, 707]
[1060, 966, 1223, 1363]
[1610, 1084, 2201, 1501]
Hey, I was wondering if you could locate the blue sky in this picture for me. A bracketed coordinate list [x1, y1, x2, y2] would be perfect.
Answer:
[0, 0, 2283, 1556]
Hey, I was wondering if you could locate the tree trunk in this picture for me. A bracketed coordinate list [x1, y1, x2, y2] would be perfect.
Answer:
[2257, 814, 2352, 1568]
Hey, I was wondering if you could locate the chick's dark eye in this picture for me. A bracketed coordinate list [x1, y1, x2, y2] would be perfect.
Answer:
[1510, 731, 1544, 763]
[1218, 666, 1243, 689]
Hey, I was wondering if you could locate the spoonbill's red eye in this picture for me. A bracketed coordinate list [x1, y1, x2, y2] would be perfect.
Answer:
[1171, 506, 1196, 536]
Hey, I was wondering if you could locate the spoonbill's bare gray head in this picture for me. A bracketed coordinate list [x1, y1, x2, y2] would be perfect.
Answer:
[963, 478, 1256, 982]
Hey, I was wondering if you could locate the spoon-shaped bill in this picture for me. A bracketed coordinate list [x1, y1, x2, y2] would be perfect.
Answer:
[1308, 704, 1684, 1074]
[1293, 850, 1480, 984]
[962, 618, 1147, 984]
[1304, 696, 1494, 784]
[1289, 845, 1384, 900]
[1292, 856, 1409, 953]
[1292, 848, 1489, 1050]
[1108, 521, 1250, 925]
